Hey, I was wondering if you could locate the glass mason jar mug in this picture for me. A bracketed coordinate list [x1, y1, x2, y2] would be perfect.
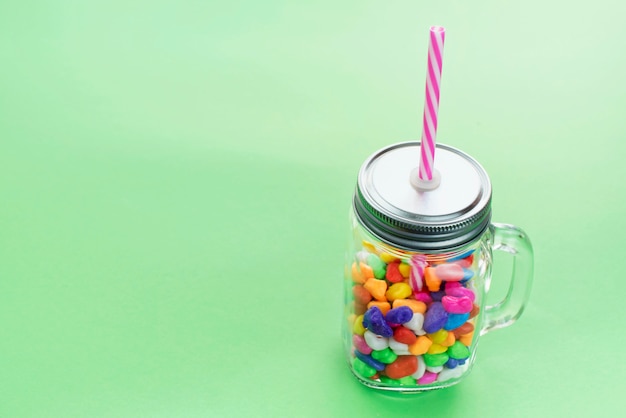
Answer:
[343, 142, 533, 392]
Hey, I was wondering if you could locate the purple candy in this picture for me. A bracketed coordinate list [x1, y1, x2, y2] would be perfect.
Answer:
[385, 306, 413, 324]
[363, 306, 393, 337]
[430, 291, 445, 301]
[423, 302, 449, 333]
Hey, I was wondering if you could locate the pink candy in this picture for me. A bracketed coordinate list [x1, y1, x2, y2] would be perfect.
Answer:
[434, 264, 464, 281]
[441, 295, 473, 314]
[417, 371, 438, 385]
[445, 282, 476, 302]
[353, 334, 372, 354]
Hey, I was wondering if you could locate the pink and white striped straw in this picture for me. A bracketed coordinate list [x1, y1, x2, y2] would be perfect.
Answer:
[418, 26, 446, 181]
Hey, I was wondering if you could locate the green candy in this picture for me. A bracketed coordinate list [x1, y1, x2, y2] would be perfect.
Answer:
[448, 341, 471, 360]
[371, 348, 397, 364]
[366, 254, 387, 279]
[353, 357, 376, 378]
[424, 352, 449, 367]
[397, 376, 416, 386]
[379, 376, 401, 386]
[380, 376, 416, 386]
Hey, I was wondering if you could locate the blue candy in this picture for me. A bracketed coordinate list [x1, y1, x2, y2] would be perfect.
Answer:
[355, 350, 386, 371]
[444, 312, 470, 331]
[445, 358, 459, 369]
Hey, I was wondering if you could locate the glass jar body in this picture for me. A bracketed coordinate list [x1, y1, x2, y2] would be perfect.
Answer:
[343, 207, 494, 391]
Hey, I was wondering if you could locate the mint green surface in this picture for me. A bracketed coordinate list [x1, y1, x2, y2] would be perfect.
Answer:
[1, 1, 625, 417]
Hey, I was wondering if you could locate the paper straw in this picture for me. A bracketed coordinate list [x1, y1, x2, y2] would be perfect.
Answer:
[418, 26, 446, 181]
[409, 254, 427, 292]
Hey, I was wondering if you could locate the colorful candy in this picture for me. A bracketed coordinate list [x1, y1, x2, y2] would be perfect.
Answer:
[371, 347, 397, 364]
[355, 351, 386, 371]
[367, 254, 387, 279]
[347, 244, 484, 389]
[385, 306, 414, 324]
[393, 326, 418, 345]
[363, 278, 387, 302]
[385, 262, 405, 283]
[442, 295, 473, 314]
[423, 302, 448, 333]
[385, 355, 418, 379]
[385, 282, 412, 302]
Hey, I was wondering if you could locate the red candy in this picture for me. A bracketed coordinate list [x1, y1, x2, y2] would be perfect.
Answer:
[385, 355, 418, 379]
[353, 285, 373, 305]
[393, 326, 418, 345]
[385, 262, 404, 283]
[452, 322, 474, 338]
[469, 304, 480, 319]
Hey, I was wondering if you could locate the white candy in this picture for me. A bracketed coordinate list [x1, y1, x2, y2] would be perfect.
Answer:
[411, 356, 426, 380]
[426, 365, 443, 373]
[388, 337, 411, 355]
[364, 330, 389, 351]
[404, 313, 425, 335]
[437, 364, 467, 382]
[356, 251, 370, 263]
[388, 337, 409, 352]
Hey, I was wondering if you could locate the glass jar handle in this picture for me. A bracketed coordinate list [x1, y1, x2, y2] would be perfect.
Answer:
[481, 223, 534, 335]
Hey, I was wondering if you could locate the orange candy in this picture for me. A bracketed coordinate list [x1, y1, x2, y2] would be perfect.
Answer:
[459, 331, 474, 347]
[364, 278, 388, 302]
[408, 335, 433, 355]
[367, 301, 391, 315]
[392, 299, 427, 314]
[351, 262, 375, 284]
[424, 267, 442, 292]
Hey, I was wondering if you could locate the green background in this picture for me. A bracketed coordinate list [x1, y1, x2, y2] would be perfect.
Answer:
[1, 1, 624, 417]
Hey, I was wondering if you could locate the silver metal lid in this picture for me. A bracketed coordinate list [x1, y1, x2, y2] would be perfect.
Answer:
[353, 141, 492, 251]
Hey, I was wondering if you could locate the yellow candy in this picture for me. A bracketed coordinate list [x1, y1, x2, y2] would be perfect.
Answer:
[385, 282, 411, 302]
[392, 299, 427, 314]
[428, 329, 449, 344]
[380, 252, 399, 263]
[367, 301, 391, 315]
[427, 343, 448, 354]
[398, 263, 411, 278]
[442, 331, 456, 347]
[409, 335, 433, 355]
[353, 314, 366, 335]
[362, 241, 377, 253]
